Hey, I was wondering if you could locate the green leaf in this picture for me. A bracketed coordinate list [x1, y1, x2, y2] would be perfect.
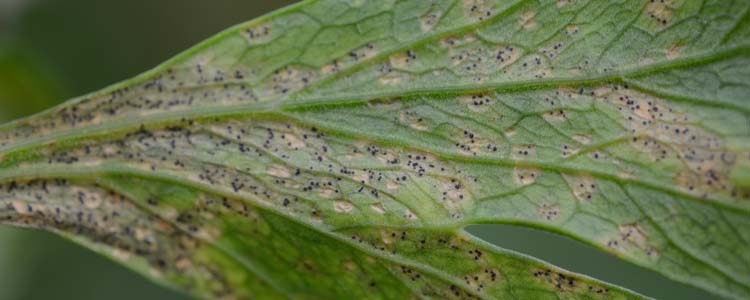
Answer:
[1, 0, 748, 299]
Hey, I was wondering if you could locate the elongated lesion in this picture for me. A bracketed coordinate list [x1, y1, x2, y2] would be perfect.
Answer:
[0, 178, 253, 298]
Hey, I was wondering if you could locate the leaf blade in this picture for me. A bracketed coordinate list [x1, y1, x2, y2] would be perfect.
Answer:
[1, 0, 748, 299]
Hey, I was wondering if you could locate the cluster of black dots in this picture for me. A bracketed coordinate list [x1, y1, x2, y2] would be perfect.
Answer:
[533, 268, 612, 296]
[571, 178, 597, 202]
[645, 0, 673, 27]
[344, 228, 511, 298]
[605, 224, 661, 260]
[540, 42, 565, 59]
[0, 179, 238, 298]
[243, 24, 271, 42]
[469, 94, 492, 106]
[547, 84, 747, 202]
[465, 0, 496, 22]
[450, 44, 518, 76]
[462, 267, 499, 293]
[0, 60, 258, 149]
[400, 110, 427, 130]
[39, 122, 338, 223]
[515, 167, 541, 185]
[495, 46, 515, 63]
[515, 144, 536, 157]
[421, 11, 442, 31]
[560, 144, 575, 157]
[604, 86, 745, 200]
[267, 65, 317, 96]
[539, 203, 560, 221]
[454, 127, 485, 156]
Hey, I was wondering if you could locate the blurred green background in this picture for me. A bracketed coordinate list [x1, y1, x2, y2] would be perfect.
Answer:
[0, 1, 722, 299]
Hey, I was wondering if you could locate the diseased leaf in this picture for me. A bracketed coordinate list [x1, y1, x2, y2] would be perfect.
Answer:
[1, 0, 749, 299]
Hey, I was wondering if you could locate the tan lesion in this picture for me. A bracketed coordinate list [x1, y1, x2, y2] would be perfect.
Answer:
[462, 0, 497, 22]
[0, 180, 240, 298]
[519, 11, 538, 30]
[644, 0, 679, 28]
[666, 43, 683, 60]
[556, 0, 571, 8]
[563, 174, 598, 203]
[604, 223, 662, 261]
[242, 23, 273, 45]
[514, 167, 542, 186]
[556, 84, 747, 203]
[420, 10, 443, 32]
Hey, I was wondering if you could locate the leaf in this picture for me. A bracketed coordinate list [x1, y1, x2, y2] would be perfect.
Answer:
[1, 0, 748, 299]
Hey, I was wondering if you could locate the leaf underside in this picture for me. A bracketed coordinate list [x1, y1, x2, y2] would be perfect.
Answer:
[1, 0, 749, 299]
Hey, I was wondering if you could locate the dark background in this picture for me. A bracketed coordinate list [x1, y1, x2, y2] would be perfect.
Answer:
[0, 1, 720, 299]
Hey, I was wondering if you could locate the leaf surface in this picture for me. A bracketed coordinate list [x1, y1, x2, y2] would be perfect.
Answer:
[1, 0, 749, 299]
